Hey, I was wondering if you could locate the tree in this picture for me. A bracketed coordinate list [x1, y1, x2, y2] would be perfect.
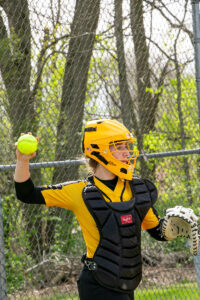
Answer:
[114, 0, 169, 178]
[46, 0, 101, 251]
[0, 0, 45, 261]
[0, 0, 36, 137]
[53, 0, 101, 183]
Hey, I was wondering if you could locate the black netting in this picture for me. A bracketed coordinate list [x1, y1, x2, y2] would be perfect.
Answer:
[0, 0, 200, 299]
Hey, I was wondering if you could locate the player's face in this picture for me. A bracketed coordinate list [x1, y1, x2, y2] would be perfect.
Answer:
[109, 142, 130, 164]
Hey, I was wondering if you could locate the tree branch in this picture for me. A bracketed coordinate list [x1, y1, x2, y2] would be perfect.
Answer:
[145, 0, 193, 44]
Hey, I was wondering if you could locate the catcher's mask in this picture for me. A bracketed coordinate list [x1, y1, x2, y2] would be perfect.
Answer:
[82, 119, 139, 180]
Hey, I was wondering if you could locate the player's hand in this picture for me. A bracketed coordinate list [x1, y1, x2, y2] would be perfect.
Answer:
[15, 148, 36, 161]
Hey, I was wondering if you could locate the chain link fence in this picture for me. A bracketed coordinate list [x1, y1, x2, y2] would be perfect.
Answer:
[0, 0, 200, 299]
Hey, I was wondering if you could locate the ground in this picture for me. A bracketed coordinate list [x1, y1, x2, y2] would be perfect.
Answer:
[8, 264, 197, 299]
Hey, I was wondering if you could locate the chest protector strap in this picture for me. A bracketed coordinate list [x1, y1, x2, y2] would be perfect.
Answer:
[82, 177, 157, 293]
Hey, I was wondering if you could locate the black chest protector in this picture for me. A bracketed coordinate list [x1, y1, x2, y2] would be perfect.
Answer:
[82, 176, 157, 293]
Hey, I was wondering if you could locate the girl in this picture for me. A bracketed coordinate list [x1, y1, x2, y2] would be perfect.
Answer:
[14, 119, 168, 300]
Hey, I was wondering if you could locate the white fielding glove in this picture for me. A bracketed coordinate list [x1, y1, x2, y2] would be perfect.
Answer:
[162, 206, 199, 256]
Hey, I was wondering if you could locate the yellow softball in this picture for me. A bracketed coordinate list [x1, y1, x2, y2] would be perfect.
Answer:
[17, 134, 38, 155]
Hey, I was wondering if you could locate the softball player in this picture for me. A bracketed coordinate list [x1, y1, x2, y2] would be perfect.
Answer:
[14, 119, 169, 300]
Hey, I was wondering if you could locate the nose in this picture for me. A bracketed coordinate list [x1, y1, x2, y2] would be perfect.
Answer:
[123, 149, 130, 158]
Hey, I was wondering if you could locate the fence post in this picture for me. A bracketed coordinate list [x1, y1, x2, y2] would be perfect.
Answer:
[191, 3, 200, 293]
[194, 242, 200, 296]
[191, 0, 200, 134]
[0, 193, 7, 300]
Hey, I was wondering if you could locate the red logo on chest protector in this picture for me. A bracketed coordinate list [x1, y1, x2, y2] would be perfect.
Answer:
[121, 214, 133, 225]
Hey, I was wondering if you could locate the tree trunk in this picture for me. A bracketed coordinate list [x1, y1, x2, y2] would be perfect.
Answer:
[0, 0, 43, 261]
[114, 0, 155, 178]
[47, 0, 101, 250]
[53, 0, 100, 183]
[130, 0, 154, 135]
[0, 0, 37, 137]
[114, 0, 138, 132]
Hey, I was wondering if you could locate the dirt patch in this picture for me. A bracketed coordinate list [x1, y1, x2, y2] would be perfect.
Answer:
[8, 252, 197, 299]
[141, 265, 196, 288]
[8, 265, 197, 299]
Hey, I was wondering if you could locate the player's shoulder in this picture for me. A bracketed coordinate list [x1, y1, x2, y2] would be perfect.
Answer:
[44, 179, 88, 191]
[131, 175, 158, 204]
[132, 175, 157, 190]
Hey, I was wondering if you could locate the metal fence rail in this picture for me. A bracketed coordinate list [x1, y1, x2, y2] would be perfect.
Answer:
[1, 148, 200, 171]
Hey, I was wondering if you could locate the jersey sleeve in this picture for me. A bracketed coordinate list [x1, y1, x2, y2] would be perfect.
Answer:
[15, 177, 87, 211]
[141, 207, 159, 230]
[42, 180, 86, 211]
[142, 207, 167, 241]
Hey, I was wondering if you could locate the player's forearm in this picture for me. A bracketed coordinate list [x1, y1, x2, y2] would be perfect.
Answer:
[147, 219, 168, 241]
[14, 160, 30, 182]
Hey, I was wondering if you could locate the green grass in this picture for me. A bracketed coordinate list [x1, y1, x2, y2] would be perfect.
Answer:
[12, 283, 200, 299]
[135, 283, 200, 299]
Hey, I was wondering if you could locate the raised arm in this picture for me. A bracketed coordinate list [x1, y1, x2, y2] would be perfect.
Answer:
[14, 148, 36, 182]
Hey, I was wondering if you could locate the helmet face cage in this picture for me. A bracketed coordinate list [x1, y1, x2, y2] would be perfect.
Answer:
[83, 119, 139, 180]
[109, 140, 139, 167]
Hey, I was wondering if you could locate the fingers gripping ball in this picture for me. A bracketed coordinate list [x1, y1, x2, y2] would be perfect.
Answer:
[162, 206, 199, 255]
[17, 134, 38, 155]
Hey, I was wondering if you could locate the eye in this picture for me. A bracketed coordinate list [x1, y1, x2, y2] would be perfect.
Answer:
[116, 144, 128, 151]
[116, 145, 123, 150]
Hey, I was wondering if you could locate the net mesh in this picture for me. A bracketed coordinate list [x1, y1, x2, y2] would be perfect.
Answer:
[0, 0, 199, 299]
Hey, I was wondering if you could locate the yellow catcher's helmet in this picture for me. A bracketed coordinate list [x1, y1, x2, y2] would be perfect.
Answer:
[82, 119, 139, 180]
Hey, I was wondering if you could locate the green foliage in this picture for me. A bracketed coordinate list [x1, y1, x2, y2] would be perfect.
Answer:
[141, 76, 200, 252]
[2, 195, 35, 292]
[143, 76, 199, 205]
[49, 210, 85, 256]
